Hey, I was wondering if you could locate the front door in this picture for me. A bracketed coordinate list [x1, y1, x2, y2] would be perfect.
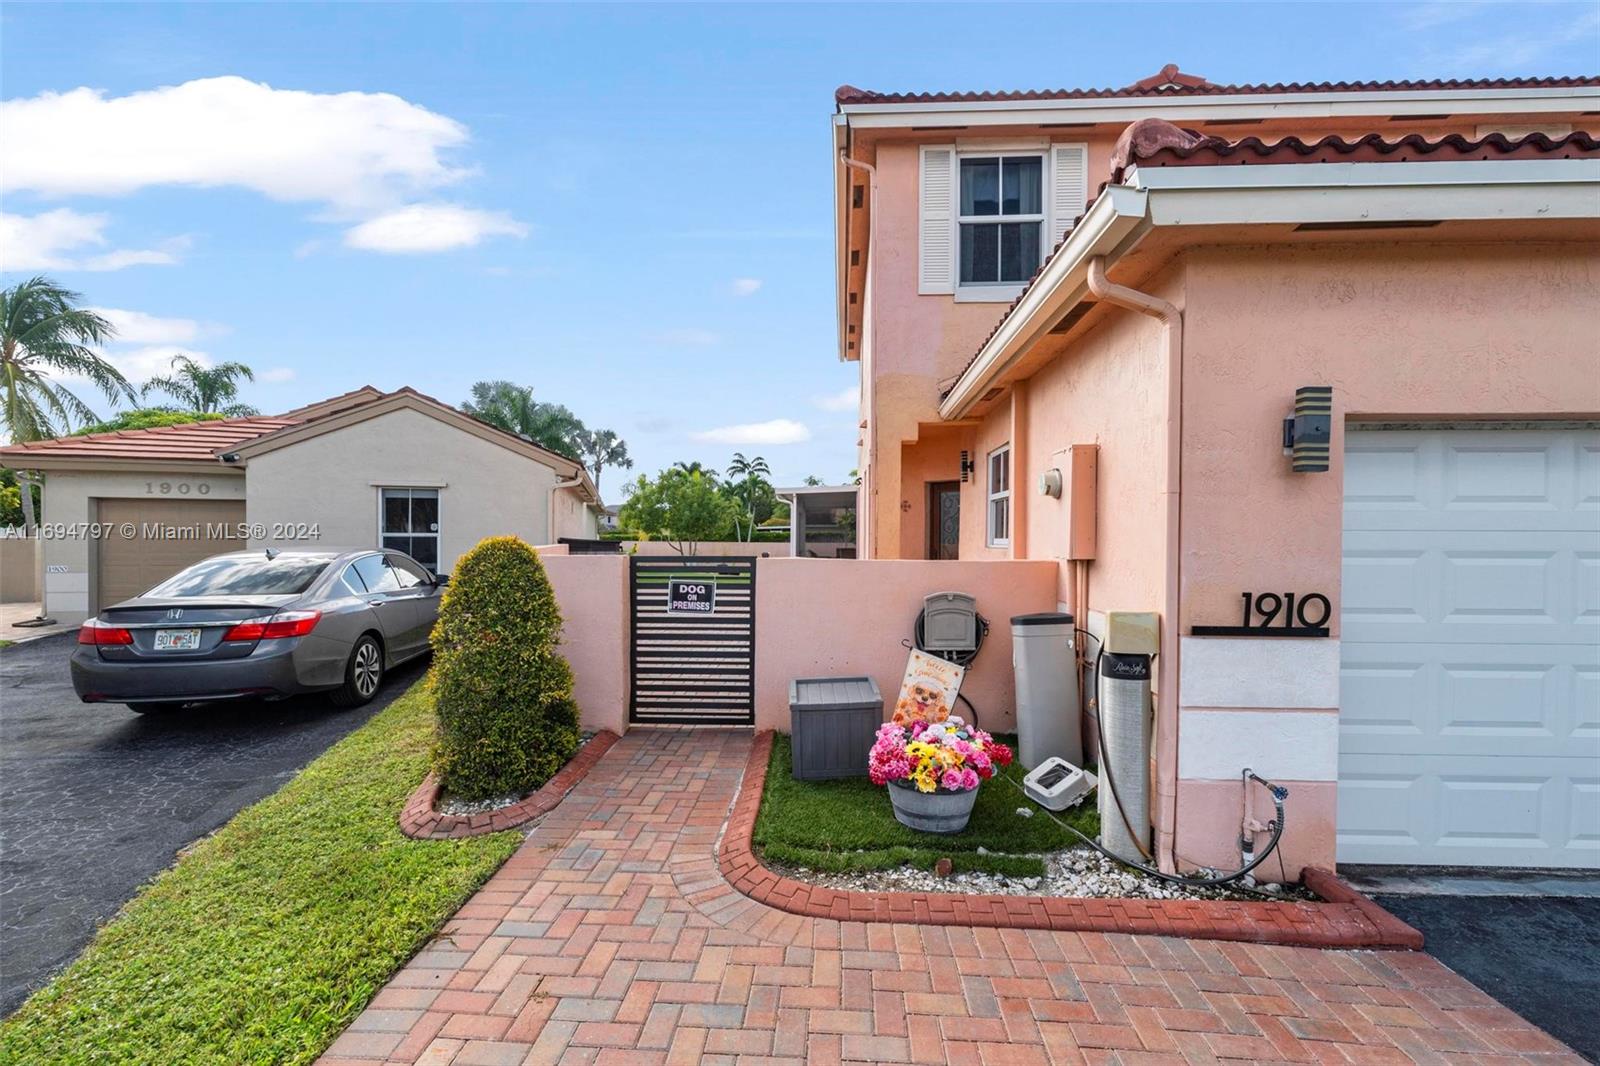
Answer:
[927, 481, 961, 560]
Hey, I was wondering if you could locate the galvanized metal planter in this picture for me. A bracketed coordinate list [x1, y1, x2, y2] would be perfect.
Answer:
[888, 779, 978, 834]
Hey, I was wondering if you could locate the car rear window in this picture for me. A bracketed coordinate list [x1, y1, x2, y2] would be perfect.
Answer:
[145, 556, 333, 597]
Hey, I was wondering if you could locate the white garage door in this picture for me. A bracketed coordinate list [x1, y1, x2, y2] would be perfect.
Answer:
[1339, 425, 1599, 868]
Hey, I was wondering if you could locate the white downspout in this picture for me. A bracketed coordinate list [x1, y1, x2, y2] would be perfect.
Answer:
[547, 475, 583, 545]
[1086, 255, 1183, 874]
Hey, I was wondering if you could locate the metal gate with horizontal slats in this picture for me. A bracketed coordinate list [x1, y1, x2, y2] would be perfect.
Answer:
[629, 556, 756, 725]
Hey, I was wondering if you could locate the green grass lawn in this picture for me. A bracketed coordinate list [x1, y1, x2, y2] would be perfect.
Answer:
[0, 682, 521, 1066]
[753, 733, 1098, 877]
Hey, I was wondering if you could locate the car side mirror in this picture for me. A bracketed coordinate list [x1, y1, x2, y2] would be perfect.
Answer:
[433, 574, 450, 587]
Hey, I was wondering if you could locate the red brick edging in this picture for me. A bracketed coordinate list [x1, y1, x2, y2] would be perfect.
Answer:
[718, 730, 1423, 950]
[399, 731, 619, 839]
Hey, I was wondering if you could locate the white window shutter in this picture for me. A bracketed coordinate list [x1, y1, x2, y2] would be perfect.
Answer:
[918, 145, 956, 294]
[1049, 143, 1088, 249]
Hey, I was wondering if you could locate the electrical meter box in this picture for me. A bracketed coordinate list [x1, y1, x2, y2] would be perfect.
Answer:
[922, 592, 978, 652]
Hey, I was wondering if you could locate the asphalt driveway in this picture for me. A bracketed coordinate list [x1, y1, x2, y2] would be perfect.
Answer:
[1372, 887, 1600, 1061]
[0, 632, 427, 1016]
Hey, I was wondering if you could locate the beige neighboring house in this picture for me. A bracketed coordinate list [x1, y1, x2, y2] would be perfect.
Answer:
[0, 386, 600, 624]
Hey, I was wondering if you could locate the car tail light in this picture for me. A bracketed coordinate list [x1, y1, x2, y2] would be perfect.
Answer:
[78, 619, 134, 645]
[222, 610, 322, 643]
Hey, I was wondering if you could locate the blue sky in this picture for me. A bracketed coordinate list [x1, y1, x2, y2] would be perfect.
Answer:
[3, 2, 1596, 492]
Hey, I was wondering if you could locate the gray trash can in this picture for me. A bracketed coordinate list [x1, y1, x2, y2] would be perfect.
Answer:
[789, 676, 883, 780]
[1010, 613, 1080, 771]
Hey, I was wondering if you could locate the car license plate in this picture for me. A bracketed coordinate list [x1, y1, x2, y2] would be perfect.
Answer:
[154, 628, 202, 651]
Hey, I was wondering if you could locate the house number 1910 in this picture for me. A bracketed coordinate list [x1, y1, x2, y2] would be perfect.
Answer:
[1240, 591, 1330, 630]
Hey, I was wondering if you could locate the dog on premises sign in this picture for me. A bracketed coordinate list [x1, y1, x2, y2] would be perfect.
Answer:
[666, 576, 716, 614]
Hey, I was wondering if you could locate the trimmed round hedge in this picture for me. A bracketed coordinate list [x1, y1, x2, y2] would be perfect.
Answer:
[429, 536, 580, 800]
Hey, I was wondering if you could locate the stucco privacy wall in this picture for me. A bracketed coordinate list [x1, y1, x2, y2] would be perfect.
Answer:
[0, 534, 41, 603]
[1171, 240, 1600, 874]
[243, 407, 560, 570]
[538, 551, 629, 736]
[752, 557, 1058, 733]
[38, 469, 245, 621]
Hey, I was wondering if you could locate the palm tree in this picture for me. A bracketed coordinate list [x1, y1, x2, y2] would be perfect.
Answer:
[725, 452, 771, 541]
[577, 427, 632, 499]
[672, 460, 718, 479]
[142, 354, 258, 416]
[1, 276, 137, 532]
[462, 380, 585, 458]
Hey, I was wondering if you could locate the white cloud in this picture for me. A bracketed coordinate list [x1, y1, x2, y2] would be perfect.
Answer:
[691, 419, 812, 446]
[87, 307, 201, 345]
[814, 386, 859, 412]
[653, 328, 721, 347]
[258, 367, 296, 383]
[0, 209, 184, 272]
[110, 346, 210, 383]
[343, 202, 527, 253]
[730, 278, 762, 296]
[1, 76, 470, 210]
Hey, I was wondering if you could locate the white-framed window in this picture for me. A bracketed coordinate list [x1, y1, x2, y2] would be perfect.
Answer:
[919, 143, 1087, 299]
[380, 488, 439, 569]
[986, 444, 1011, 548]
[958, 154, 1043, 288]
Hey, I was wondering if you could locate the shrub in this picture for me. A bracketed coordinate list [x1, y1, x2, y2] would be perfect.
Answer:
[430, 536, 578, 800]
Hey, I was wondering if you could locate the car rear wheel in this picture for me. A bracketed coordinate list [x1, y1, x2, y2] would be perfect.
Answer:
[331, 635, 384, 707]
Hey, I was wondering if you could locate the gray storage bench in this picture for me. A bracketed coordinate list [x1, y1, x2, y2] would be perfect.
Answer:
[788, 676, 883, 780]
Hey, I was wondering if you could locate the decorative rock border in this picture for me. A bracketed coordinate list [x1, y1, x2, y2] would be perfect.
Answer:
[719, 730, 1423, 950]
[400, 730, 619, 839]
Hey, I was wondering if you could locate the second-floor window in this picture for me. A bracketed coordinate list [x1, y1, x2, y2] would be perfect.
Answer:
[959, 154, 1043, 287]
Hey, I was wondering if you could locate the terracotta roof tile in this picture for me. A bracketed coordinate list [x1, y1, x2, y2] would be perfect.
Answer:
[0, 416, 298, 463]
[837, 67, 1600, 106]
[944, 125, 1600, 402]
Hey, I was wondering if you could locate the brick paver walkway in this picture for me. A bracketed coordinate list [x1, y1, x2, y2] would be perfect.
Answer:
[323, 729, 1579, 1065]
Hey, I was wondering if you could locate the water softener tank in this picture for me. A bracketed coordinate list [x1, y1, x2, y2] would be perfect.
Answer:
[1010, 613, 1080, 770]
[1097, 651, 1153, 863]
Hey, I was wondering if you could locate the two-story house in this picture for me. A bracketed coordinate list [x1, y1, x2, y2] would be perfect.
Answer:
[833, 66, 1600, 874]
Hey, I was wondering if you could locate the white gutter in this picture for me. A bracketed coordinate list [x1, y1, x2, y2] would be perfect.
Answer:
[939, 184, 1151, 419]
[838, 85, 1600, 127]
[942, 156, 1600, 419]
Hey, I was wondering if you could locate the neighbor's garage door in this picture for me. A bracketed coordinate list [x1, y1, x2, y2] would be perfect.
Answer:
[1339, 425, 1599, 868]
[96, 498, 246, 608]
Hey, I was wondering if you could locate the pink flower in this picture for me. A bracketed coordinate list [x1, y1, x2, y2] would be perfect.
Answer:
[961, 768, 980, 790]
[941, 769, 965, 791]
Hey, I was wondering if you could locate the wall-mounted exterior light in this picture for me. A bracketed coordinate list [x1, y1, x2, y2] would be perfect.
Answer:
[959, 450, 975, 483]
[1282, 386, 1333, 473]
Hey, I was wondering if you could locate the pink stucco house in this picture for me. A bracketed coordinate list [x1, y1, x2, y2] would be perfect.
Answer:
[833, 66, 1600, 875]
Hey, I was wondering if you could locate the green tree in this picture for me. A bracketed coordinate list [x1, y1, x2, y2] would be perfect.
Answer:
[462, 380, 585, 459]
[430, 536, 579, 800]
[0, 469, 34, 528]
[142, 354, 258, 415]
[725, 452, 772, 541]
[73, 407, 226, 435]
[576, 426, 631, 499]
[1, 276, 137, 531]
[671, 460, 718, 479]
[618, 468, 738, 554]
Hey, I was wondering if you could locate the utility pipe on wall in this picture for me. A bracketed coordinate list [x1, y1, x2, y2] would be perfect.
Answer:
[1086, 255, 1183, 874]
[547, 476, 584, 545]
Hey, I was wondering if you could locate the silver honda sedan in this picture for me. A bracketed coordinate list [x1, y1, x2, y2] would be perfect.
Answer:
[71, 548, 445, 712]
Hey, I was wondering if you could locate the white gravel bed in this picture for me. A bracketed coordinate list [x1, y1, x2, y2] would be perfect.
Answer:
[770, 846, 1309, 903]
[436, 731, 597, 816]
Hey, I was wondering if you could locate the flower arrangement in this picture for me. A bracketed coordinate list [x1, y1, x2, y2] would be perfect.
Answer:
[868, 716, 1013, 793]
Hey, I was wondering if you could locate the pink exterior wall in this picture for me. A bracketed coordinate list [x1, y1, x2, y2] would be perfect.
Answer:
[897, 430, 970, 559]
[1179, 241, 1600, 636]
[752, 557, 1058, 734]
[537, 553, 628, 736]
